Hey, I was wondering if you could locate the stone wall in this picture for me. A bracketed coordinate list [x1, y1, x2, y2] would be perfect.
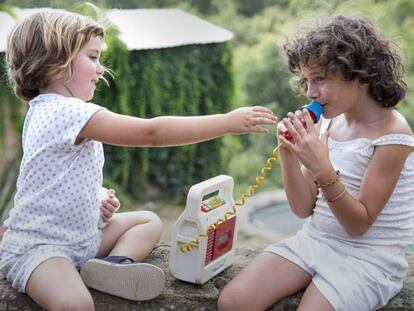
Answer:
[1, 243, 413, 310]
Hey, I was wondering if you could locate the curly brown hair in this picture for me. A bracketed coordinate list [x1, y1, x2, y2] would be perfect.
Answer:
[6, 10, 106, 102]
[283, 14, 406, 107]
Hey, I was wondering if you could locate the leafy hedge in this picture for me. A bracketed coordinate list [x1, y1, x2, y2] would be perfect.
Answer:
[0, 54, 24, 219]
[94, 41, 234, 200]
[0, 54, 23, 142]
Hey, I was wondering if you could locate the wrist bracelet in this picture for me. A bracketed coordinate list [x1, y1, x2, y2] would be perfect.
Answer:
[314, 170, 340, 188]
[326, 187, 346, 203]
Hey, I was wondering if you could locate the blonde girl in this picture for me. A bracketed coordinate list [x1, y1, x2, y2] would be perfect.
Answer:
[219, 14, 414, 311]
[0, 10, 276, 310]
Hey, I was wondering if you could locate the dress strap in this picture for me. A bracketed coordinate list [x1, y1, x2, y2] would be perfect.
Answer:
[319, 118, 331, 138]
[372, 134, 414, 147]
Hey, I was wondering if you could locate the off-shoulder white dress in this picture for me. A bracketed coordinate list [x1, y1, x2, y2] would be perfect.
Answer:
[265, 119, 414, 311]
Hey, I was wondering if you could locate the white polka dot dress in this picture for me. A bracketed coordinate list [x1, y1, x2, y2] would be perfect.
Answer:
[0, 94, 105, 291]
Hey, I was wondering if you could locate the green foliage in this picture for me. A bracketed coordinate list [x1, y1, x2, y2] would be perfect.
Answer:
[0, 54, 24, 142]
[235, 34, 303, 114]
[0, 72, 4, 140]
[94, 42, 233, 200]
[0, 3, 16, 16]
[0, 56, 24, 220]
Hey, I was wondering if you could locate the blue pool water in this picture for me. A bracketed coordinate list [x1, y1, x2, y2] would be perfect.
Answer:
[250, 202, 306, 236]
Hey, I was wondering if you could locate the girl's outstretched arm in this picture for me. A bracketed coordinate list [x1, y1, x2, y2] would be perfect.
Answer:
[77, 106, 276, 147]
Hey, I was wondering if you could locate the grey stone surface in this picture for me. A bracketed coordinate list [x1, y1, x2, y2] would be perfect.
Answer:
[0, 243, 413, 310]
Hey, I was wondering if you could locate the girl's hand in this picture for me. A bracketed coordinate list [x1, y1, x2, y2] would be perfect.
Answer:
[226, 106, 277, 134]
[277, 109, 330, 173]
[276, 119, 297, 157]
[100, 188, 120, 224]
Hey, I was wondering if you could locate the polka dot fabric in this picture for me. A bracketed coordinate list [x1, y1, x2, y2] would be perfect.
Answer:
[0, 93, 105, 292]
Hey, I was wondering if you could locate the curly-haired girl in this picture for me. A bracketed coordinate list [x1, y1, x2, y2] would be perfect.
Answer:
[219, 14, 414, 311]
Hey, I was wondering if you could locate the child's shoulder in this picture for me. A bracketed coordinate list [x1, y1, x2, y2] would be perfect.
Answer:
[391, 110, 413, 136]
[369, 110, 414, 148]
[30, 93, 85, 106]
[31, 94, 102, 111]
[328, 110, 413, 143]
[383, 110, 413, 137]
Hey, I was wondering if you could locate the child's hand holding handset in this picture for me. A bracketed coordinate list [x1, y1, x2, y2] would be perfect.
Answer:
[278, 109, 331, 174]
[98, 187, 120, 229]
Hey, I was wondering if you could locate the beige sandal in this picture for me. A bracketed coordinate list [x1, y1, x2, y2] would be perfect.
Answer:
[80, 257, 165, 301]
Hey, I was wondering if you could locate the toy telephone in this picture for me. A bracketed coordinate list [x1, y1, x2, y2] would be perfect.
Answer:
[169, 101, 323, 284]
[169, 175, 237, 284]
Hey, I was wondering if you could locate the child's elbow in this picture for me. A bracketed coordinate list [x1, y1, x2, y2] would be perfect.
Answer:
[343, 208, 374, 238]
[292, 209, 313, 219]
[142, 125, 161, 146]
[288, 199, 314, 219]
[344, 225, 370, 238]
[346, 230, 364, 238]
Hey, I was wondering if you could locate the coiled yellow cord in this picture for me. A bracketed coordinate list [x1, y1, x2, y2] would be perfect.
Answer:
[180, 143, 283, 253]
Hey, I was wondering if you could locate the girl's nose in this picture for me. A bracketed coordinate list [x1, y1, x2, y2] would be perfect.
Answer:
[306, 83, 319, 100]
[97, 63, 104, 76]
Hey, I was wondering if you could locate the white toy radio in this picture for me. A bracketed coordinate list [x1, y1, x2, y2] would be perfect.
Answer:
[169, 175, 237, 284]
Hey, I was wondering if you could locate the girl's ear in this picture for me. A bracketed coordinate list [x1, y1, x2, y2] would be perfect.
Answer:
[357, 78, 370, 89]
[359, 83, 370, 92]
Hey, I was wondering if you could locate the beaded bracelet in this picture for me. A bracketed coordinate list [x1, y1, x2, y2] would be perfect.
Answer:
[326, 186, 346, 203]
[314, 170, 340, 188]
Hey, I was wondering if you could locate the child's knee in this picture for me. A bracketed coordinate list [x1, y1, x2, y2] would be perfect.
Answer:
[217, 285, 241, 311]
[145, 211, 163, 233]
[49, 292, 94, 311]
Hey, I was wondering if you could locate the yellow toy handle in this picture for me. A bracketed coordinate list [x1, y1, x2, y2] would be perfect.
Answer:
[180, 143, 283, 253]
